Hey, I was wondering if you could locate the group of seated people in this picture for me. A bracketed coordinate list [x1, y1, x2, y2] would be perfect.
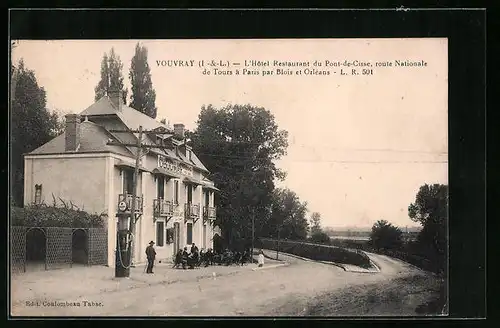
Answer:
[172, 244, 252, 269]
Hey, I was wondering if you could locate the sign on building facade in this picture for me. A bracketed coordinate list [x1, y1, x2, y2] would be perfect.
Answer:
[157, 155, 193, 177]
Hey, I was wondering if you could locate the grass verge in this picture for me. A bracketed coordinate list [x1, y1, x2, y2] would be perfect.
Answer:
[270, 274, 446, 316]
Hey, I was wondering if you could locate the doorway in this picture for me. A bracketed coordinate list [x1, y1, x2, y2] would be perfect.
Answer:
[173, 222, 180, 254]
[203, 224, 207, 249]
[72, 229, 88, 266]
[25, 227, 46, 271]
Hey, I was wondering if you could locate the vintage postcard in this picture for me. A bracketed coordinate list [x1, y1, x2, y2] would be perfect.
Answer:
[10, 38, 448, 317]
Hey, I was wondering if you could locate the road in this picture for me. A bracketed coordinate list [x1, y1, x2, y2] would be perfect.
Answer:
[11, 251, 440, 316]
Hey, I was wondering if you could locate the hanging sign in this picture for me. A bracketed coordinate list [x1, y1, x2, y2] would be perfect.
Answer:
[118, 201, 127, 212]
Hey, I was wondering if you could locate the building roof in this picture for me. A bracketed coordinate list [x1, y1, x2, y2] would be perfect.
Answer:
[28, 95, 210, 173]
[28, 120, 133, 157]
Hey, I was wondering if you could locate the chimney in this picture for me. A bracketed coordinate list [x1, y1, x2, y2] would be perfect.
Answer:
[65, 114, 81, 151]
[108, 89, 123, 110]
[174, 123, 185, 139]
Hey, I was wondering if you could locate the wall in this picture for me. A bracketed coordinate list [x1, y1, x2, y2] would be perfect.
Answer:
[24, 156, 107, 214]
[131, 149, 215, 262]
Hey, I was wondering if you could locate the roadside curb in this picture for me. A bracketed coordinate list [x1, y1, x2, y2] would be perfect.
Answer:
[252, 263, 290, 271]
[363, 251, 434, 275]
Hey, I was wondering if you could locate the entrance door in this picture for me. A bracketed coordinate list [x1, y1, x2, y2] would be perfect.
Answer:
[203, 224, 207, 249]
[173, 222, 180, 254]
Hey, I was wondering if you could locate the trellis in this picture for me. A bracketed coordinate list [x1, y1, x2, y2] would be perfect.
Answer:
[10, 226, 108, 274]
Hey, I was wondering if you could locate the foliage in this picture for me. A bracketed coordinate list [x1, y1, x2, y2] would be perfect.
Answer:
[309, 231, 331, 244]
[188, 104, 288, 247]
[408, 184, 448, 274]
[94, 48, 128, 103]
[268, 188, 309, 240]
[328, 238, 368, 249]
[327, 234, 444, 274]
[10, 60, 63, 206]
[259, 238, 373, 269]
[11, 201, 105, 228]
[309, 212, 322, 235]
[408, 184, 448, 227]
[129, 42, 157, 118]
[369, 220, 403, 251]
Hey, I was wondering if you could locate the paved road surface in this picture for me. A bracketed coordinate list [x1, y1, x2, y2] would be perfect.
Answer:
[11, 251, 432, 316]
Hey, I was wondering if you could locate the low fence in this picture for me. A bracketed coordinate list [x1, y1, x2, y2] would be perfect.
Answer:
[257, 238, 373, 269]
[10, 226, 108, 274]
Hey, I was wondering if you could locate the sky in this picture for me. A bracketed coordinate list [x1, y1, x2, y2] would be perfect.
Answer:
[11, 39, 448, 229]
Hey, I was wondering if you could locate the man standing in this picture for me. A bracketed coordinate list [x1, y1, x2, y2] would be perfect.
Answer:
[191, 242, 198, 254]
[145, 241, 156, 274]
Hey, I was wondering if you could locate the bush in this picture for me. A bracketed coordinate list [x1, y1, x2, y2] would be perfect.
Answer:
[329, 238, 369, 250]
[369, 220, 403, 251]
[309, 231, 331, 244]
[11, 204, 105, 228]
[259, 238, 373, 269]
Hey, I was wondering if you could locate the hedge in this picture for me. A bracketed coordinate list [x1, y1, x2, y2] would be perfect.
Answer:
[258, 238, 373, 269]
[328, 238, 443, 274]
[11, 205, 105, 228]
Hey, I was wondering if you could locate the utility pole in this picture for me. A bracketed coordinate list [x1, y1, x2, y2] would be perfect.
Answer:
[276, 225, 281, 260]
[128, 125, 143, 267]
[107, 125, 174, 278]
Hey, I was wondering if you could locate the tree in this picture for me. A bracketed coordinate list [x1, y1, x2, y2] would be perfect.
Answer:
[129, 42, 157, 118]
[94, 48, 128, 103]
[369, 220, 403, 251]
[11, 59, 63, 206]
[309, 212, 322, 235]
[408, 184, 448, 273]
[270, 188, 309, 240]
[189, 104, 288, 247]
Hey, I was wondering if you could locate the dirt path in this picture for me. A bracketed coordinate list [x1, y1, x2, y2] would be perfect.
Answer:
[11, 252, 438, 316]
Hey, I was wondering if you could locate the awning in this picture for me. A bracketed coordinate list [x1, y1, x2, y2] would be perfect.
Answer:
[182, 177, 202, 186]
[115, 160, 149, 172]
[202, 183, 220, 192]
[151, 167, 181, 179]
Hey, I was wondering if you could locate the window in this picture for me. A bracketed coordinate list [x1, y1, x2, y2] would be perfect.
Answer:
[187, 185, 193, 203]
[34, 184, 42, 204]
[157, 176, 165, 199]
[166, 228, 174, 244]
[174, 180, 179, 204]
[205, 191, 210, 207]
[123, 169, 134, 195]
[186, 223, 193, 244]
[156, 221, 165, 246]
